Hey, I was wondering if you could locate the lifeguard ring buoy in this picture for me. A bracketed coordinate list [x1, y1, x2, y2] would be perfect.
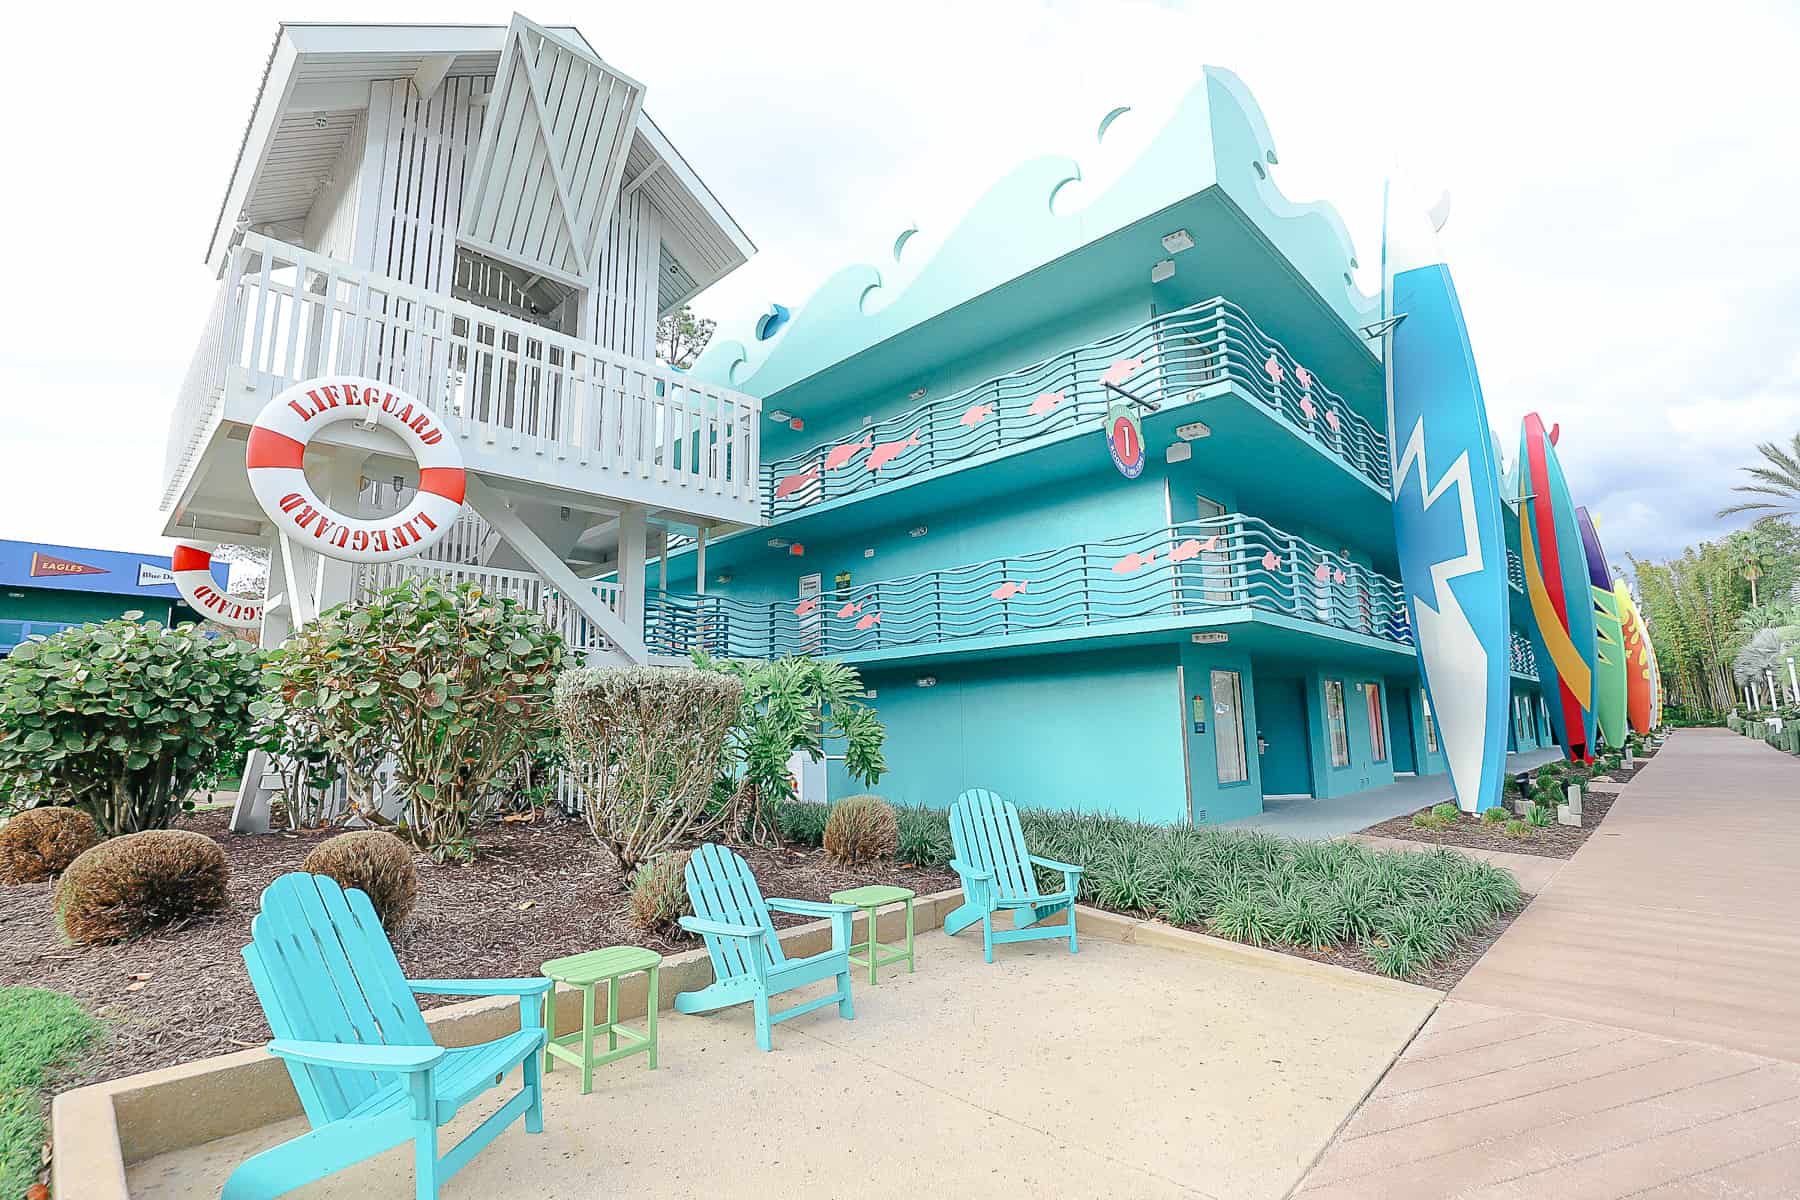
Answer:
[246, 375, 465, 564]
[171, 543, 264, 630]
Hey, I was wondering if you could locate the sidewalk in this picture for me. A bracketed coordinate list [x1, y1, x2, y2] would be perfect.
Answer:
[1295, 730, 1800, 1198]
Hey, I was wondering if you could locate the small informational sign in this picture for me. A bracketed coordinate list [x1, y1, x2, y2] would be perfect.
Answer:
[1106, 401, 1145, 479]
[1190, 631, 1229, 644]
[1192, 694, 1207, 734]
[137, 564, 175, 588]
[834, 570, 853, 593]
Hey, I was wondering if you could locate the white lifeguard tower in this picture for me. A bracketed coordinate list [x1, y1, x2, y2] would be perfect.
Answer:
[157, 16, 764, 827]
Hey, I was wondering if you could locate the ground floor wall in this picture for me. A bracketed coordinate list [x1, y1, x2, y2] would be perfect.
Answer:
[0, 587, 183, 653]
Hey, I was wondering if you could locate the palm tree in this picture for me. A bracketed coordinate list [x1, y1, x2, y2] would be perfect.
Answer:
[1718, 432, 1800, 527]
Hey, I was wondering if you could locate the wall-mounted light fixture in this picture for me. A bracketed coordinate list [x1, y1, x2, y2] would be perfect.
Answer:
[767, 409, 792, 423]
[1165, 441, 1192, 464]
[1175, 421, 1212, 441]
[908, 387, 928, 401]
[908, 526, 928, 538]
[863, 548, 875, 558]
[916, 676, 937, 688]
[1161, 229, 1194, 253]
[1150, 259, 1176, 284]
[766, 538, 790, 549]
[714, 573, 733, 584]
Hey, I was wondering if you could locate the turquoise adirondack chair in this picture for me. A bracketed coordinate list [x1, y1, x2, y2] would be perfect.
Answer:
[945, 789, 1084, 962]
[223, 873, 552, 1200]
[675, 842, 857, 1051]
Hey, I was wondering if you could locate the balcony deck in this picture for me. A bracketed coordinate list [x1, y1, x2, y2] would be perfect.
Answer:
[648, 513, 1415, 668]
[162, 233, 763, 539]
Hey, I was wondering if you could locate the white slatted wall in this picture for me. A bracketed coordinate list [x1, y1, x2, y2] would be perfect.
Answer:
[302, 115, 366, 261]
[355, 76, 483, 291]
[590, 189, 661, 360]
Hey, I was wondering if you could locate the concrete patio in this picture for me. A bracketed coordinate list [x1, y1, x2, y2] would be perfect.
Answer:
[126, 920, 1439, 1199]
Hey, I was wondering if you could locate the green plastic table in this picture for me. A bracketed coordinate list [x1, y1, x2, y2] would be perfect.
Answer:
[828, 884, 916, 984]
[540, 945, 662, 1094]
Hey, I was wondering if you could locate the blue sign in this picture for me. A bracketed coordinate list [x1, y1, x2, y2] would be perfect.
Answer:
[0, 539, 226, 599]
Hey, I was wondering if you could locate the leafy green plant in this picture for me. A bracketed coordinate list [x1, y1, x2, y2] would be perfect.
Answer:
[1091, 841, 1156, 913]
[692, 651, 886, 845]
[1411, 808, 1452, 831]
[265, 580, 565, 862]
[0, 618, 261, 836]
[776, 801, 830, 848]
[895, 804, 953, 866]
[1210, 892, 1276, 945]
[1527, 802, 1554, 828]
[557, 666, 743, 878]
[1503, 818, 1532, 839]
[1271, 885, 1349, 949]
[1481, 805, 1510, 825]
[1, 986, 100, 1198]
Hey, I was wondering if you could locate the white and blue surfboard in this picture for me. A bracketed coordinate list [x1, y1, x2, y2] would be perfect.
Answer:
[1382, 180, 1511, 814]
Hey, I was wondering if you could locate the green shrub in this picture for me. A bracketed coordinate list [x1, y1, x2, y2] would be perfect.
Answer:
[1432, 802, 1460, 821]
[0, 806, 98, 884]
[1209, 892, 1276, 945]
[301, 830, 418, 931]
[557, 666, 742, 877]
[1091, 841, 1156, 912]
[895, 805, 952, 866]
[1271, 885, 1349, 949]
[56, 830, 229, 944]
[627, 850, 693, 933]
[824, 794, 899, 865]
[1411, 808, 1452, 831]
[1503, 818, 1532, 839]
[1481, 805, 1509, 825]
[0, 619, 261, 835]
[1, 986, 100, 1198]
[776, 801, 830, 848]
[1527, 803, 1554, 828]
[267, 580, 565, 861]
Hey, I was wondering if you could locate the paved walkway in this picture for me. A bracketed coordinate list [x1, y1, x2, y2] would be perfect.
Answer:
[1297, 730, 1800, 1198]
[1229, 747, 1564, 839]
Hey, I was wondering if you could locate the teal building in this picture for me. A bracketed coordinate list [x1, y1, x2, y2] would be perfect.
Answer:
[658, 70, 1552, 824]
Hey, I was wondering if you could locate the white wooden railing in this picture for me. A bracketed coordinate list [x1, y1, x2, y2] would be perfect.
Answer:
[355, 558, 624, 656]
[160, 232, 762, 518]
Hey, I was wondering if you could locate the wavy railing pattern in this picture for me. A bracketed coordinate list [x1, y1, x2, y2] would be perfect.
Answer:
[646, 514, 1411, 660]
[760, 297, 1389, 518]
[1510, 632, 1538, 679]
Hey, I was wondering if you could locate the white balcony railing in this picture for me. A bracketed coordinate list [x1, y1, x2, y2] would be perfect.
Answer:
[161, 233, 762, 521]
[355, 559, 623, 657]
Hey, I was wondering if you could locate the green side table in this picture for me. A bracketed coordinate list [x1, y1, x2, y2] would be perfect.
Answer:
[541, 945, 662, 1094]
[829, 884, 916, 985]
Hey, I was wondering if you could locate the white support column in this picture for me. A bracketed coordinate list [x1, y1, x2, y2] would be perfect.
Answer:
[617, 505, 647, 642]
[1788, 656, 1798, 704]
[696, 524, 708, 596]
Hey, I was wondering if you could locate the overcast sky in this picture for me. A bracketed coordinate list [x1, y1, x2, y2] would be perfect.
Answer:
[3, 0, 1795, 568]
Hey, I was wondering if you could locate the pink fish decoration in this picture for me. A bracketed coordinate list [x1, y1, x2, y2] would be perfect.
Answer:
[836, 601, 861, 620]
[1299, 396, 1316, 422]
[1100, 358, 1144, 387]
[1295, 365, 1312, 390]
[1325, 409, 1341, 433]
[1332, 567, 1347, 584]
[960, 402, 995, 427]
[774, 463, 820, 499]
[991, 580, 1029, 601]
[855, 611, 882, 631]
[793, 597, 820, 617]
[1027, 392, 1064, 417]
[1264, 354, 1283, 386]
[1112, 549, 1158, 574]
[865, 431, 921, 472]
[1170, 539, 1204, 562]
[1261, 550, 1281, 571]
[824, 434, 873, 471]
[1314, 562, 1331, 582]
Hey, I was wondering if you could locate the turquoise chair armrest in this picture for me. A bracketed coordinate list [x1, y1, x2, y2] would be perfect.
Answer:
[1029, 855, 1084, 876]
[267, 1039, 445, 1073]
[766, 897, 858, 917]
[406, 977, 553, 997]
[948, 858, 996, 880]
[681, 915, 765, 940]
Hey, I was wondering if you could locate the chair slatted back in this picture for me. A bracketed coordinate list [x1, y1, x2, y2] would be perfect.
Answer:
[242, 873, 433, 1126]
[950, 789, 1039, 900]
[683, 844, 784, 981]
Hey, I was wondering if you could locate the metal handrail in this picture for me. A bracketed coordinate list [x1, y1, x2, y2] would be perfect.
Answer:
[1509, 632, 1538, 679]
[646, 513, 1411, 660]
[760, 296, 1388, 517]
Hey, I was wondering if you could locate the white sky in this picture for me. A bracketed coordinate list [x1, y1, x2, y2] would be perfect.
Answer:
[2, 0, 1796, 567]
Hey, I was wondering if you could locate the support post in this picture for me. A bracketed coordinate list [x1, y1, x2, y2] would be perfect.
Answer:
[696, 524, 708, 596]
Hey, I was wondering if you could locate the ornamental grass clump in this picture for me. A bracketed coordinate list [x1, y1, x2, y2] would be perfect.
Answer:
[1481, 805, 1510, 825]
[0, 806, 98, 884]
[823, 794, 899, 865]
[776, 801, 830, 848]
[557, 666, 742, 877]
[56, 830, 229, 944]
[0, 619, 261, 836]
[895, 804, 953, 867]
[301, 830, 418, 931]
[627, 850, 693, 934]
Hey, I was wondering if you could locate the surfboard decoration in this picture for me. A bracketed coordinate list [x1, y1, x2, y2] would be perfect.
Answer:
[1517, 414, 1599, 762]
[1576, 506, 1627, 750]
[1617, 582, 1655, 735]
[1382, 180, 1511, 813]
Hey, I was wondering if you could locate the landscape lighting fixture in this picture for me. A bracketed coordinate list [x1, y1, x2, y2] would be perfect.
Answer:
[1175, 421, 1212, 441]
[1161, 229, 1194, 253]
[1150, 258, 1176, 284]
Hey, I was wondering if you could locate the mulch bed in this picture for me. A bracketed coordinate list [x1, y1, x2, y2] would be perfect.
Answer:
[1356, 758, 1651, 859]
[0, 809, 954, 1091]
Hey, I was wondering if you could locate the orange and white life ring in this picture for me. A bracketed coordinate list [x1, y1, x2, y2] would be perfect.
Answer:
[246, 375, 465, 564]
[170, 543, 263, 630]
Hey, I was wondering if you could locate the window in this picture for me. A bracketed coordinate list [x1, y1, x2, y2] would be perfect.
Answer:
[1422, 693, 1439, 753]
[1366, 683, 1388, 762]
[1212, 670, 1248, 784]
[1324, 680, 1350, 767]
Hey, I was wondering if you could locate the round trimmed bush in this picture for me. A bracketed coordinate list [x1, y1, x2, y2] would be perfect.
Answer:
[56, 830, 229, 944]
[823, 794, 898, 865]
[0, 806, 99, 884]
[301, 830, 418, 931]
[627, 850, 692, 934]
